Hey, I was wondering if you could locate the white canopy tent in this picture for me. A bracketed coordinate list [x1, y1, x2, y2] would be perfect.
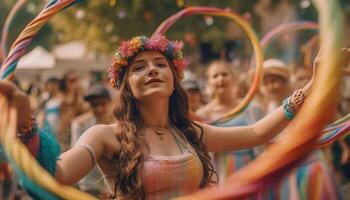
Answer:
[17, 46, 55, 70]
[52, 41, 111, 71]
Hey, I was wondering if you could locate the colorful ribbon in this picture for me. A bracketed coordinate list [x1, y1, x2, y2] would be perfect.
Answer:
[260, 21, 318, 49]
[260, 20, 350, 147]
[0, 1, 347, 200]
[152, 6, 264, 125]
[0, 0, 79, 80]
[0, 0, 28, 61]
[318, 114, 350, 147]
[178, 0, 346, 199]
[0, 0, 96, 199]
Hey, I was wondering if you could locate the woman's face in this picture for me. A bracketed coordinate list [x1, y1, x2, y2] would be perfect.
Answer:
[65, 72, 80, 91]
[263, 74, 288, 95]
[207, 63, 235, 94]
[127, 51, 174, 100]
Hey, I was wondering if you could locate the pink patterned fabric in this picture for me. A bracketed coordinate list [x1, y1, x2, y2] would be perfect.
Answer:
[141, 149, 203, 200]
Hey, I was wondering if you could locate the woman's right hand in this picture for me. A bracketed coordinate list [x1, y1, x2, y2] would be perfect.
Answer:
[0, 80, 31, 130]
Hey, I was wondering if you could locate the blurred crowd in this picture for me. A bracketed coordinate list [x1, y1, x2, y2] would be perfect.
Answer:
[10, 57, 350, 199]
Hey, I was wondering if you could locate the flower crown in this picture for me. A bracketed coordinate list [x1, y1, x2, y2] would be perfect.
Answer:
[108, 35, 187, 88]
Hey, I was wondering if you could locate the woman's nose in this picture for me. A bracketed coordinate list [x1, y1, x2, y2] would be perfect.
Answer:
[148, 64, 159, 76]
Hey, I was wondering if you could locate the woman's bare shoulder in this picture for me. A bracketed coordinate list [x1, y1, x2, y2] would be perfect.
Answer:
[77, 124, 121, 155]
[81, 124, 117, 138]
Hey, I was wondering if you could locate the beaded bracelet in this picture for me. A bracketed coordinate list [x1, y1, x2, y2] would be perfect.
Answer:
[282, 89, 306, 120]
[16, 116, 38, 143]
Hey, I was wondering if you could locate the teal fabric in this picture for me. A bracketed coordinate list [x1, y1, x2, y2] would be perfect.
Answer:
[10, 159, 60, 200]
[7, 128, 61, 199]
[37, 129, 61, 176]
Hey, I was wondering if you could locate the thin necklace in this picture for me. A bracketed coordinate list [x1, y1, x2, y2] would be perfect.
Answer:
[144, 124, 169, 140]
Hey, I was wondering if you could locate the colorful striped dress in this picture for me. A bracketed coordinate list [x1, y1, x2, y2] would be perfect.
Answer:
[212, 102, 264, 184]
[141, 149, 203, 199]
[267, 102, 342, 200]
[275, 150, 343, 200]
[106, 130, 204, 199]
[212, 102, 279, 199]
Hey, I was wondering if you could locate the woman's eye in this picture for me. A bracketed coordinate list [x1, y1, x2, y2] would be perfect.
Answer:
[133, 65, 144, 71]
[157, 63, 166, 67]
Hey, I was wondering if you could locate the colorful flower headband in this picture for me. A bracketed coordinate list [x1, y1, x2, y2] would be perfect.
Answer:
[108, 35, 187, 88]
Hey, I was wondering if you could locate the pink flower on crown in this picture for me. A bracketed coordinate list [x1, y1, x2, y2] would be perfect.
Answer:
[118, 37, 142, 57]
[145, 35, 168, 52]
[108, 66, 118, 79]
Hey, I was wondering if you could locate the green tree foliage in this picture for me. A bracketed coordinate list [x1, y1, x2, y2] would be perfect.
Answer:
[1, 0, 349, 55]
[50, 0, 263, 53]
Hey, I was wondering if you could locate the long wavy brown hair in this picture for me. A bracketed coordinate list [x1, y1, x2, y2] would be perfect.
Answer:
[108, 52, 217, 199]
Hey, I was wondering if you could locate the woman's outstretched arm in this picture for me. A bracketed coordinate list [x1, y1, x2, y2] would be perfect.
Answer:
[200, 78, 313, 153]
[199, 106, 289, 152]
[54, 124, 120, 185]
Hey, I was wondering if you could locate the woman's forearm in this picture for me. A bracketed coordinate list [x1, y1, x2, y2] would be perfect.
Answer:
[252, 106, 289, 144]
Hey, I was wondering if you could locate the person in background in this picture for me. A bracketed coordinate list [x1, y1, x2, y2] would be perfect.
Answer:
[38, 77, 63, 136]
[261, 59, 293, 113]
[181, 79, 203, 112]
[71, 83, 114, 197]
[58, 70, 89, 152]
[196, 60, 264, 186]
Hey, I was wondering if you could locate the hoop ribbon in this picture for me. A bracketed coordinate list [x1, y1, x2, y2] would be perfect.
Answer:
[0, 0, 28, 61]
[0, 0, 96, 199]
[261, 20, 350, 147]
[0, 1, 347, 199]
[0, 0, 80, 80]
[261, 21, 318, 49]
[178, 0, 346, 198]
[152, 6, 264, 125]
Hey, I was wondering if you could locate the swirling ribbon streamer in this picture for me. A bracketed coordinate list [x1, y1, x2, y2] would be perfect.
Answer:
[260, 21, 318, 49]
[261, 20, 350, 147]
[177, 0, 346, 199]
[0, 0, 28, 61]
[0, 0, 79, 79]
[0, 0, 96, 199]
[152, 6, 264, 125]
[0, 1, 347, 199]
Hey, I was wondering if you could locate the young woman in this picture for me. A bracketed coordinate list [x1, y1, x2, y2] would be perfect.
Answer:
[0, 36, 312, 199]
[196, 60, 264, 183]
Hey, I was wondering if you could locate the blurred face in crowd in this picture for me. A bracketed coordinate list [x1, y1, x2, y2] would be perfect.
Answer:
[65, 72, 81, 92]
[45, 81, 60, 95]
[294, 67, 312, 89]
[127, 51, 174, 101]
[263, 74, 289, 96]
[184, 88, 202, 112]
[88, 97, 111, 118]
[207, 62, 236, 96]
